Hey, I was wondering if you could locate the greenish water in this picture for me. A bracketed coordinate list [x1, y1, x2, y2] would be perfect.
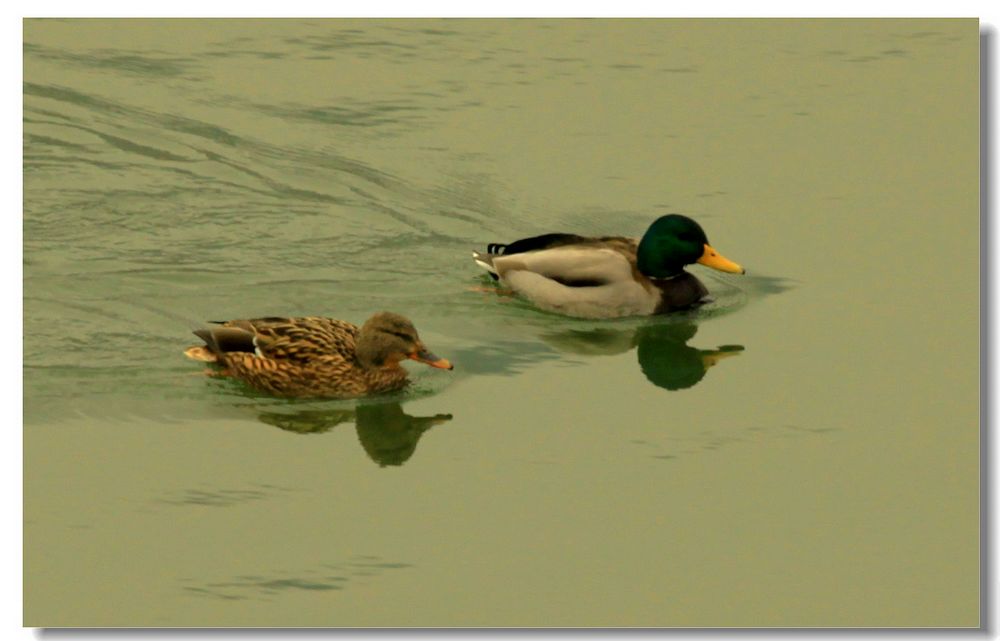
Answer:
[23, 18, 979, 627]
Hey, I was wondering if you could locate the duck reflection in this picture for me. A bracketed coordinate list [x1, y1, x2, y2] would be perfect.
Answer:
[257, 402, 452, 467]
[542, 321, 743, 391]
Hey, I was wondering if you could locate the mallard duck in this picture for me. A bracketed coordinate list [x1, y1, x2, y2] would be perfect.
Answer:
[472, 214, 744, 318]
[183, 312, 453, 399]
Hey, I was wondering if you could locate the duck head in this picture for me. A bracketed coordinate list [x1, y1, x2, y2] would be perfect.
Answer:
[356, 312, 453, 371]
[636, 214, 745, 279]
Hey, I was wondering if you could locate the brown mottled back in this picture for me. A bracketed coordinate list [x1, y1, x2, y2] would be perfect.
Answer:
[192, 316, 410, 399]
[224, 316, 360, 364]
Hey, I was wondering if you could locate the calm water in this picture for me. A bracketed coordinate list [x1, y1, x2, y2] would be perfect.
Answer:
[23, 18, 980, 627]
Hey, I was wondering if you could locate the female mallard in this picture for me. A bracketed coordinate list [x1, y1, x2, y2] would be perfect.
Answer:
[472, 214, 745, 319]
[184, 311, 453, 399]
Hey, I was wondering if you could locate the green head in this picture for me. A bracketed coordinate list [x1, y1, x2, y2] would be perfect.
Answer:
[636, 214, 744, 278]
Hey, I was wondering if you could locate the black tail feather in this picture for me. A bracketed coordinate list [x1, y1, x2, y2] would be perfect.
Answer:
[194, 327, 256, 356]
[486, 233, 587, 256]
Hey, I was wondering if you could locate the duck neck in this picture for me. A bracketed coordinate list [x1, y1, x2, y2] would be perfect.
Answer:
[355, 333, 388, 370]
[637, 240, 686, 279]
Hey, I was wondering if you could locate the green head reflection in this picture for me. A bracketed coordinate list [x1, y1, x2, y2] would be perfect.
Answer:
[542, 321, 744, 391]
[634, 323, 743, 390]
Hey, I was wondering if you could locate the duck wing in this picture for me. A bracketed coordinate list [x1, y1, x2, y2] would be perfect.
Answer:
[475, 234, 637, 280]
[480, 239, 657, 318]
[485, 236, 638, 283]
[198, 316, 359, 364]
[475, 233, 589, 280]
[486, 233, 591, 256]
[495, 245, 632, 286]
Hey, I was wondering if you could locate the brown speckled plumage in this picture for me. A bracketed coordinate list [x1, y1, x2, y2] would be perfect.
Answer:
[185, 312, 452, 399]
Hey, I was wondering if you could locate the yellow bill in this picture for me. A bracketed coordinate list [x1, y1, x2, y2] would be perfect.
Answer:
[697, 244, 745, 274]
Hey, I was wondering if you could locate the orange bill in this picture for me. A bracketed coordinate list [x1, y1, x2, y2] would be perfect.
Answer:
[697, 244, 745, 274]
[411, 348, 454, 370]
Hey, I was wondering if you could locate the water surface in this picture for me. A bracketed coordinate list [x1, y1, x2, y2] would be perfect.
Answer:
[23, 18, 979, 627]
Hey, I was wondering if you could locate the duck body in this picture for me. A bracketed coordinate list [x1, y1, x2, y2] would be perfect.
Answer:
[472, 215, 744, 319]
[184, 312, 452, 399]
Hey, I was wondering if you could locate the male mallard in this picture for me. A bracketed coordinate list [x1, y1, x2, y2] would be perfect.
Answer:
[184, 312, 453, 399]
[472, 214, 745, 318]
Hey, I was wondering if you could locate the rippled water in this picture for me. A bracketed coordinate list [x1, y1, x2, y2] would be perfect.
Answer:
[24, 18, 980, 627]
